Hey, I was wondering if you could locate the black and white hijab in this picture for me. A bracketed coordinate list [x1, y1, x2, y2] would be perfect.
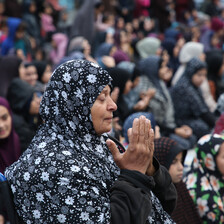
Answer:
[5, 60, 174, 223]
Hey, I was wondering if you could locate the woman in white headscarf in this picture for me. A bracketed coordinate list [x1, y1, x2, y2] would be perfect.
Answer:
[5, 60, 176, 223]
[171, 41, 217, 112]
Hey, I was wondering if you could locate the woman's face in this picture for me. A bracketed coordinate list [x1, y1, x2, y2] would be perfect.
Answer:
[216, 143, 224, 176]
[42, 65, 52, 84]
[0, 105, 12, 139]
[20, 65, 38, 86]
[169, 152, 184, 184]
[91, 85, 117, 135]
[191, 68, 207, 87]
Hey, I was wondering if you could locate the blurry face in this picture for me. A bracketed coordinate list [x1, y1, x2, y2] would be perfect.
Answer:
[169, 152, 184, 183]
[20, 65, 38, 86]
[82, 39, 91, 55]
[0, 105, 12, 139]
[191, 68, 207, 87]
[158, 65, 173, 82]
[123, 80, 133, 94]
[42, 65, 52, 84]
[216, 143, 224, 176]
[91, 85, 117, 135]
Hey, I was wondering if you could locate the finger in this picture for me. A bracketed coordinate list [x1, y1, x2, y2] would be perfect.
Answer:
[139, 116, 146, 143]
[145, 119, 150, 141]
[130, 118, 139, 145]
[106, 139, 122, 162]
[149, 128, 154, 153]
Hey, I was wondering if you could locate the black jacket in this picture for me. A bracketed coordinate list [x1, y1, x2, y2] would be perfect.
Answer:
[109, 136, 177, 223]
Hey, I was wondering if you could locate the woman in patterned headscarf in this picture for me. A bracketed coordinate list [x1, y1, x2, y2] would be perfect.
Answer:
[154, 137, 202, 224]
[184, 134, 224, 223]
[170, 57, 216, 139]
[5, 60, 177, 223]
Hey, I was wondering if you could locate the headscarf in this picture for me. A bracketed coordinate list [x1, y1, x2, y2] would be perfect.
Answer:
[5, 59, 175, 223]
[136, 37, 161, 59]
[170, 58, 208, 120]
[5, 60, 119, 223]
[172, 42, 204, 86]
[50, 33, 68, 66]
[123, 112, 156, 144]
[184, 134, 224, 223]
[206, 49, 224, 100]
[0, 97, 21, 174]
[0, 55, 22, 98]
[112, 49, 130, 65]
[33, 60, 48, 82]
[154, 137, 202, 224]
[107, 66, 132, 96]
[138, 55, 166, 99]
[95, 43, 114, 58]
[0, 17, 21, 56]
[154, 137, 185, 170]
[66, 36, 85, 55]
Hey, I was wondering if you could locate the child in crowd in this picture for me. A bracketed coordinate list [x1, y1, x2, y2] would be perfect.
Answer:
[154, 136, 202, 224]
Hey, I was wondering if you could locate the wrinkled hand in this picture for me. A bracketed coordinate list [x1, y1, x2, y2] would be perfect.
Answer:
[106, 116, 154, 174]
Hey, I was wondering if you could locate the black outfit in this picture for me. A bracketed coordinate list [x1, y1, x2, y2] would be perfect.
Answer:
[7, 78, 39, 152]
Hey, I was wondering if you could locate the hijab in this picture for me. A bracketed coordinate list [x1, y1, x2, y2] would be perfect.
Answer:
[0, 97, 21, 174]
[5, 59, 174, 223]
[206, 49, 224, 100]
[184, 134, 224, 222]
[0, 55, 22, 98]
[172, 42, 204, 86]
[170, 58, 209, 119]
[138, 55, 167, 99]
[154, 137, 202, 224]
[136, 37, 161, 59]
[123, 112, 156, 144]
[33, 60, 48, 82]
[154, 137, 185, 170]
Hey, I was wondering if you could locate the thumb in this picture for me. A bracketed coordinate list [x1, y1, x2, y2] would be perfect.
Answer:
[106, 139, 121, 162]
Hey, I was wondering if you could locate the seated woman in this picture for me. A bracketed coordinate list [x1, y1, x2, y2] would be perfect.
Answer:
[170, 57, 216, 139]
[5, 60, 177, 223]
[184, 134, 224, 223]
[138, 55, 197, 149]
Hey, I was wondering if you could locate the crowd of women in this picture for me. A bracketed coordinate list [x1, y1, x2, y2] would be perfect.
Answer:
[0, 0, 224, 223]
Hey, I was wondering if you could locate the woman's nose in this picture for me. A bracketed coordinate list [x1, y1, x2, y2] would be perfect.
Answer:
[108, 97, 117, 111]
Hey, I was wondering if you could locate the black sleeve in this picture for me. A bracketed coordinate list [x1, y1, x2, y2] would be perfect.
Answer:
[151, 158, 177, 214]
[201, 111, 216, 128]
[110, 169, 155, 224]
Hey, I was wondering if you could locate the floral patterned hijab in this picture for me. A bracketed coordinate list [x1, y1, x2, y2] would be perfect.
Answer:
[5, 60, 174, 223]
[184, 134, 224, 223]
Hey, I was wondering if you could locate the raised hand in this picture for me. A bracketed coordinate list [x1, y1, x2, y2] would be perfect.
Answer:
[106, 116, 154, 174]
